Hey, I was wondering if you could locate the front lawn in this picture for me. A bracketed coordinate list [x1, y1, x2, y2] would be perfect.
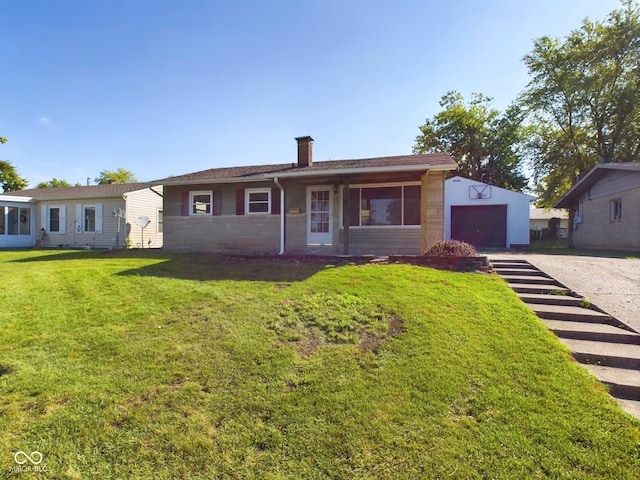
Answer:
[0, 250, 638, 479]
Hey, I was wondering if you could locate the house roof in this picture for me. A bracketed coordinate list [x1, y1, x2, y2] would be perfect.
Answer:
[554, 162, 640, 208]
[153, 153, 457, 186]
[530, 207, 568, 220]
[2, 183, 155, 202]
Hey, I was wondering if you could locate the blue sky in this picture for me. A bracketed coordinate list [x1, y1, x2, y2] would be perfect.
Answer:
[0, 0, 622, 187]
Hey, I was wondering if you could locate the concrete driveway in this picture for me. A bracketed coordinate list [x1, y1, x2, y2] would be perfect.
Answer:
[489, 253, 640, 333]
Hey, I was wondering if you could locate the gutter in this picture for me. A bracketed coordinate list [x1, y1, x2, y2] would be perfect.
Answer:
[149, 186, 164, 198]
[273, 177, 285, 255]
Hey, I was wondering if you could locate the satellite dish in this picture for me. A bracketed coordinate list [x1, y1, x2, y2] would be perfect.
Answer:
[135, 216, 150, 228]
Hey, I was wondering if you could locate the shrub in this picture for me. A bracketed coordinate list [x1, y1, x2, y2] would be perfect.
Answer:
[425, 240, 478, 257]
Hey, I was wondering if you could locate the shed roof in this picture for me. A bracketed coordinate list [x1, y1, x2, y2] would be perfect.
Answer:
[554, 162, 640, 208]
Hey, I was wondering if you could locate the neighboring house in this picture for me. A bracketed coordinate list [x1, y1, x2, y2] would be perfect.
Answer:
[444, 176, 536, 249]
[0, 195, 36, 248]
[529, 207, 569, 239]
[554, 162, 640, 250]
[153, 136, 457, 255]
[2, 183, 163, 249]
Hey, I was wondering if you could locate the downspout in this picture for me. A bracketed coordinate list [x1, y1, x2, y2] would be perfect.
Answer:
[273, 177, 285, 255]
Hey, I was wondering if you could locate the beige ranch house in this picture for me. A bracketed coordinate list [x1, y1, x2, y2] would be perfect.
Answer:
[3, 183, 164, 250]
[155, 137, 457, 255]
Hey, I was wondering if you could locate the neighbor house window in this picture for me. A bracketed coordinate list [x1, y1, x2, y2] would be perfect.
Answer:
[0, 207, 5, 235]
[157, 209, 163, 233]
[611, 198, 622, 221]
[84, 206, 96, 232]
[190, 191, 212, 215]
[246, 188, 271, 214]
[7, 207, 30, 235]
[49, 207, 60, 232]
[345, 184, 421, 227]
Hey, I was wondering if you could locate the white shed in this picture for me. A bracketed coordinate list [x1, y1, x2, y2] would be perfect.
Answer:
[444, 176, 536, 249]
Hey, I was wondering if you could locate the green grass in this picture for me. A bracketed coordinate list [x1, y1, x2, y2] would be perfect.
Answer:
[528, 239, 640, 259]
[1, 250, 639, 479]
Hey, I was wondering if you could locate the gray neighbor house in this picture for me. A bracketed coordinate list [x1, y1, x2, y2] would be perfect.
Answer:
[153, 137, 457, 256]
[555, 162, 640, 251]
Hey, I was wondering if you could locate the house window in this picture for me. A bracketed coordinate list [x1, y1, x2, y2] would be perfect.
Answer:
[575, 198, 584, 224]
[246, 188, 271, 214]
[49, 207, 60, 232]
[157, 209, 163, 233]
[84, 206, 96, 232]
[611, 198, 622, 221]
[0, 207, 5, 235]
[190, 191, 212, 215]
[345, 184, 421, 227]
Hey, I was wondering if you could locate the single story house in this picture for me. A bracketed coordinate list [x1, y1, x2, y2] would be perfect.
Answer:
[444, 176, 536, 249]
[554, 162, 640, 250]
[153, 136, 457, 255]
[529, 207, 569, 239]
[0, 195, 36, 248]
[2, 183, 164, 249]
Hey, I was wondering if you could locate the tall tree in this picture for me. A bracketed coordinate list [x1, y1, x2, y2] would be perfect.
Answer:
[37, 178, 80, 188]
[95, 167, 137, 185]
[521, 0, 640, 208]
[0, 137, 28, 192]
[413, 91, 528, 191]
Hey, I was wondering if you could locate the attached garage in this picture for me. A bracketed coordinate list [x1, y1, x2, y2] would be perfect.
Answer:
[445, 177, 535, 249]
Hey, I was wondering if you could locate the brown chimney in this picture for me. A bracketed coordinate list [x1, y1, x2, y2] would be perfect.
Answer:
[295, 136, 314, 167]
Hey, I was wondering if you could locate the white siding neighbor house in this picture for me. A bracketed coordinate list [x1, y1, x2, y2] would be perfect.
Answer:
[0, 195, 36, 248]
[445, 176, 536, 249]
[1, 183, 163, 249]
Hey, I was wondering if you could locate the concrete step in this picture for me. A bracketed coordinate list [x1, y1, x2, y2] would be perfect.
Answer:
[542, 319, 640, 344]
[518, 293, 583, 307]
[583, 364, 640, 400]
[489, 259, 529, 265]
[560, 338, 640, 370]
[529, 304, 612, 323]
[493, 268, 547, 277]
[499, 275, 560, 285]
[509, 283, 570, 295]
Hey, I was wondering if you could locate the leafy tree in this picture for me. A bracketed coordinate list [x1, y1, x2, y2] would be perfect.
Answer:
[413, 91, 528, 191]
[0, 137, 28, 192]
[521, 0, 640, 208]
[37, 178, 80, 188]
[95, 167, 138, 185]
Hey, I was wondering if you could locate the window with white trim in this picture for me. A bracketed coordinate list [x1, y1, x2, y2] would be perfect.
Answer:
[246, 188, 271, 214]
[84, 206, 96, 232]
[157, 209, 163, 233]
[611, 198, 622, 221]
[190, 191, 212, 215]
[344, 184, 421, 227]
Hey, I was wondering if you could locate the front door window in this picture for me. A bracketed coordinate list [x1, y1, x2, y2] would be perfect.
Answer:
[307, 187, 332, 245]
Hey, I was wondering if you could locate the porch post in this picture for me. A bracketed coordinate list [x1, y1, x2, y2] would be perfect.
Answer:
[343, 179, 350, 255]
[420, 171, 429, 254]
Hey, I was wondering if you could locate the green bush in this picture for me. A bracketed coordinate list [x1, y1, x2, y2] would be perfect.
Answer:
[425, 240, 478, 257]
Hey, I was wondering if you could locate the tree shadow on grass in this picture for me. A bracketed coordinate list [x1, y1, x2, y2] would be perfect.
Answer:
[9, 249, 337, 282]
[116, 252, 330, 283]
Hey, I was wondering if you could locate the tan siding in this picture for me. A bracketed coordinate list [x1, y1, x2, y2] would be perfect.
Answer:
[589, 171, 640, 199]
[125, 186, 164, 249]
[38, 198, 126, 249]
[339, 228, 421, 255]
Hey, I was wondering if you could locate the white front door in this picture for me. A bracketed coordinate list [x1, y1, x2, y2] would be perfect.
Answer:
[307, 187, 333, 245]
